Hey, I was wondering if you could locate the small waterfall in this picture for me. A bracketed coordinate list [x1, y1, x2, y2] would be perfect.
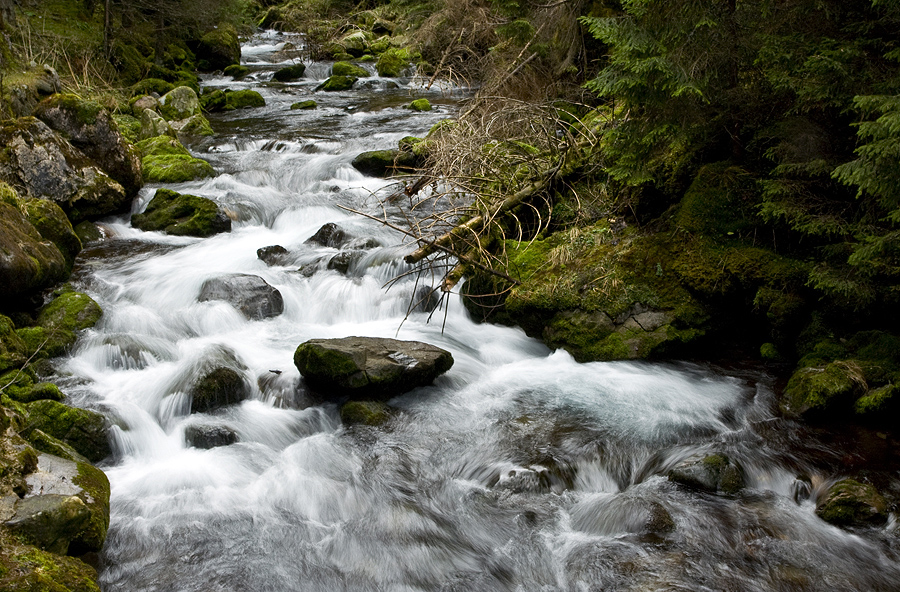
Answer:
[57, 31, 900, 592]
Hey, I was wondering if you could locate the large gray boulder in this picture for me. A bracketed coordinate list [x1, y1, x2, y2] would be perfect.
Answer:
[159, 86, 202, 121]
[0, 117, 127, 222]
[33, 94, 143, 198]
[293, 336, 454, 400]
[139, 108, 176, 140]
[198, 274, 284, 320]
[4, 494, 91, 554]
[0, 198, 68, 300]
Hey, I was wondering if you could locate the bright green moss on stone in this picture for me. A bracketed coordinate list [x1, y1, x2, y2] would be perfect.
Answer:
[23, 400, 110, 463]
[408, 98, 431, 112]
[132, 188, 230, 237]
[317, 75, 357, 92]
[332, 61, 368, 78]
[223, 64, 249, 79]
[225, 90, 266, 109]
[71, 461, 111, 553]
[816, 479, 887, 526]
[290, 100, 317, 110]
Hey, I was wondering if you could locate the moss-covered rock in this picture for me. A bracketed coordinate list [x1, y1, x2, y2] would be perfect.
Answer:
[112, 113, 141, 144]
[223, 64, 250, 79]
[0, 315, 28, 373]
[190, 367, 250, 413]
[351, 149, 417, 177]
[408, 98, 431, 112]
[224, 89, 266, 109]
[339, 31, 369, 57]
[316, 75, 357, 92]
[294, 336, 454, 400]
[158, 86, 201, 121]
[332, 61, 368, 78]
[815, 479, 888, 527]
[290, 100, 317, 110]
[129, 78, 175, 97]
[33, 94, 143, 199]
[132, 188, 230, 238]
[18, 198, 81, 271]
[0, 199, 68, 302]
[668, 454, 745, 495]
[136, 136, 215, 183]
[22, 400, 109, 463]
[782, 361, 867, 418]
[139, 108, 176, 140]
[195, 24, 241, 71]
[340, 401, 390, 426]
[675, 162, 756, 237]
[200, 89, 227, 112]
[31, 292, 103, 357]
[0, 371, 63, 404]
[4, 494, 91, 555]
[273, 63, 307, 82]
[0, 532, 101, 591]
[73, 221, 104, 246]
[376, 48, 417, 77]
[171, 114, 214, 137]
[0, 117, 128, 223]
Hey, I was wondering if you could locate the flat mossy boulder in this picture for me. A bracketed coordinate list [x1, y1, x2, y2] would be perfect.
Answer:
[351, 149, 417, 177]
[196, 24, 241, 71]
[338, 31, 369, 57]
[224, 89, 266, 109]
[316, 76, 357, 92]
[136, 136, 215, 183]
[293, 336, 454, 400]
[223, 64, 249, 79]
[782, 361, 867, 418]
[0, 532, 102, 591]
[171, 114, 214, 137]
[158, 86, 201, 121]
[332, 61, 368, 78]
[4, 494, 91, 555]
[190, 367, 250, 413]
[129, 78, 175, 97]
[273, 63, 306, 82]
[0, 198, 68, 301]
[132, 188, 231, 238]
[290, 100, 317, 110]
[18, 453, 110, 553]
[668, 454, 745, 495]
[0, 117, 128, 222]
[33, 94, 143, 199]
[22, 400, 110, 463]
[198, 273, 284, 320]
[815, 479, 888, 527]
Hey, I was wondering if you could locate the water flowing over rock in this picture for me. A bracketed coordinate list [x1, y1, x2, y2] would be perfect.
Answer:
[189, 367, 250, 413]
[0, 117, 128, 222]
[293, 336, 454, 400]
[198, 274, 284, 320]
[33, 94, 143, 198]
[184, 424, 239, 448]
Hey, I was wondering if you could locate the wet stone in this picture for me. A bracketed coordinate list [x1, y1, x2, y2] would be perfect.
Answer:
[185, 424, 238, 449]
[198, 273, 284, 320]
[305, 222, 347, 248]
[257, 245, 290, 266]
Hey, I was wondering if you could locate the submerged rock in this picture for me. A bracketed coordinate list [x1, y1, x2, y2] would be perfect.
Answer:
[294, 336, 454, 400]
[132, 188, 230, 237]
[290, 100, 317, 110]
[340, 401, 390, 426]
[815, 479, 888, 527]
[668, 454, 745, 495]
[198, 273, 284, 320]
[273, 63, 306, 81]
[305, 222, 348, 248]
[184, 424, 238, 448]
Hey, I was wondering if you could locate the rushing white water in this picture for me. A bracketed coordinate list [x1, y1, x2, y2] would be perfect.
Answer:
[58, 31, 900, 591]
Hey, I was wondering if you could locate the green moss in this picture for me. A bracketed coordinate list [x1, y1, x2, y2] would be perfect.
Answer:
[37, 292, 103, 334]
[273, 63, 307, 81]
[223, 64, 249, 79]
[340, 401, 390, 426]
[190, 367, 248, 412]
[25, 429, 88, 463]
[111, 40, 147, 86]
[23, 399, 110, 463]
[290, 100, 317, 110]
[376, 47, 418, 77]
[15, 327, 53, 359]
[408, 98, 431, 112]
[132, 188, 230, 237]
[853, 384, 898, 416]
[294, 343, 364, 387]
[142, 155, 216, 183]
[1, 543, 101, 592]
[19, 198, 82, 271]
[178, 114, 214, 137]
[197, 24, 241, 71]
[332, 61, 368, 78]
[783, 361, 866, 416]
[200, 89, 227, 112]
[816, 479, 887, 526]
[675, 162, 756, 237]
[0, 315, 28, 373]
[112, 113, 141, 143]
[224, 90, 266, 109]
[70, 462, 110, 553]
[0, 369, 63, 403]
[129, 78, 175, 97]
[316, 75, 357, 92]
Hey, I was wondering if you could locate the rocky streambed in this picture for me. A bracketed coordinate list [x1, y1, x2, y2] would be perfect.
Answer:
[2, 29, 899, 591]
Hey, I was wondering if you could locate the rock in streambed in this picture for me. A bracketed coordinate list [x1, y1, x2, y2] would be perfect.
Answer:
[294, 336, 453, 400]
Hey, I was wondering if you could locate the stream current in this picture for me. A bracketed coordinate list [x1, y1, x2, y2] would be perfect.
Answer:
[57, 31, 900, 591]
